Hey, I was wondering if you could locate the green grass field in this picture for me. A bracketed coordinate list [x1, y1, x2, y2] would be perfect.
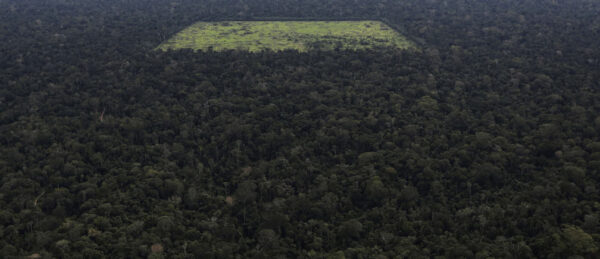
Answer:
[157, 21, 415, 52]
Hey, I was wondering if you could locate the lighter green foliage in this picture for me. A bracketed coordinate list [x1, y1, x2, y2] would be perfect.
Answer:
[559, 225, 598, 254]
[157, 21, 415, 52]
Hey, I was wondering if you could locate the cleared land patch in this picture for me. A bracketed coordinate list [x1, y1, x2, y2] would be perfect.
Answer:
[157, 20, 415, 52]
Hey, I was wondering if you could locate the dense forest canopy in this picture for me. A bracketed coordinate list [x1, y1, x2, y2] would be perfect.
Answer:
[1, 0, 600, 258]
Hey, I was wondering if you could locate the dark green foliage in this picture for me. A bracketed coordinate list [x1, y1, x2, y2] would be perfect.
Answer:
[1, 0, 600, 258]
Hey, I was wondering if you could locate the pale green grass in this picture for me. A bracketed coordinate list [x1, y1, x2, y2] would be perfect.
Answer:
[157, 21, 415, 52]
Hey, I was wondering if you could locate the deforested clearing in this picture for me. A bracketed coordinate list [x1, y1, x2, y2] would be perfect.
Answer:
[157, 20, 415, 52]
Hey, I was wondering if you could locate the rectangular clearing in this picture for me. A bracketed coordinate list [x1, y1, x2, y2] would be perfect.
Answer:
[157, 20, 415, 52]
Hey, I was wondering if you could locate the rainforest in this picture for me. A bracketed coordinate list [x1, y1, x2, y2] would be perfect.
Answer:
[1, 0, 600, 258]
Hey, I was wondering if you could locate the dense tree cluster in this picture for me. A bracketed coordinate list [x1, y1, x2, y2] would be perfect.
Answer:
[1, 0, 600, 258]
